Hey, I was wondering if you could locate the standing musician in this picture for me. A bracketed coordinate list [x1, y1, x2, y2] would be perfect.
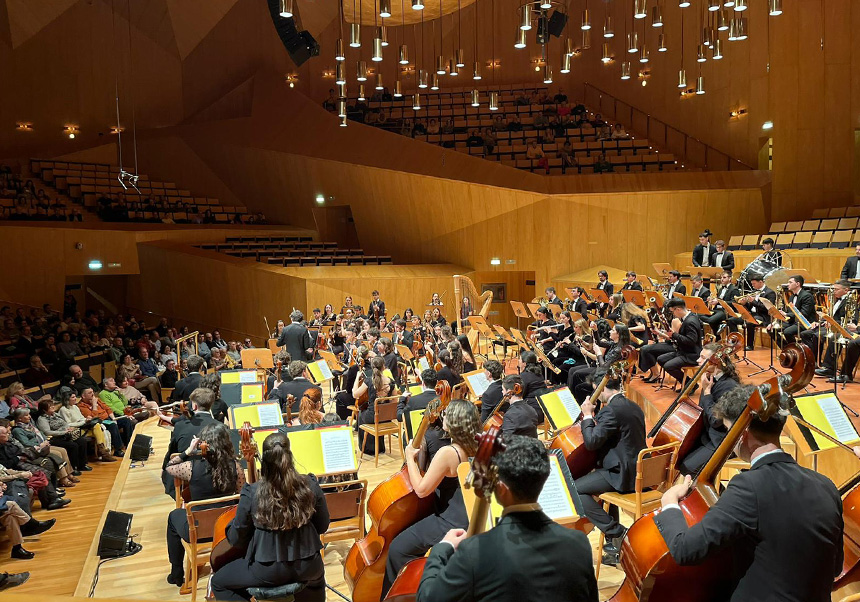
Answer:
[499, 375, 540, 439]
[689, 274, 710, 302]
[712, 239, 735, 271]
[772, 274, 816, 345]
[760, 236, 783, 266]
[165, 423, 245, 587]
[546, 311, 578, 383]
[639, 297, 703, 384]
[655, 384, 843, 601]
[478, 360, 505, 424]
[277, 310, 314, 361]
[588, 270, 614, 316]
[457, 297, 473, 334]
[621, 271, 643, 292]
[665, 270, 686, 299]
[567, 287, 588, 316]
[692, 229, 716, 267]
[729, 273, 776, 352]
[803, 279, 851, 366]
[544, 287, 564, 308]
[620, 303, 649, 347]
[841, 244, 860, 280]
[391, 319, 414, 350]
[569, 324, 631, 402]
[354, 355, 395, 455]
[430, 293, 444, 306]
[369, 290, 386, 326]
[416, 436, 598, 602]
[573, 376, 646, 567]
[397, 369, 439, 421]
[677, 343, 740, 476]
[382, 400, 480, 599]
[701, 270, 739, 337]
[210, 432, 330, 602]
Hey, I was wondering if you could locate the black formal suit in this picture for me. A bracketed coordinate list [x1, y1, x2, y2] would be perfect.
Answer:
[501, 400, 539, 439]
[417, 510, 598, 602]
[692, 243, 717, 268]
[276, 322, 314, 361]
[654, 452, 842, 602]
[658, 312, 704, 382]
[701, 284, 738, 334]
[782, 288, 817, 344]
[161, 411, 219, 495]
[842, 255, 860, 280]
[169, 372, 203, 402]
[397, 389, 436, 421]
[392, 329, 414, 350]
[666, 282, 686, 299]
[802, 293, 849, 362]
[712, 249, 735, 271]
[678, 375, 739, 476]
[690, 285, 710, 302]
[479, 380, 504, 424]
[519, 370, 546, 423]
[368, 299, 386, 324]
[267, 377, 321, 413]
[569, 297, 588, 317]
[575, 393, 646, 538]
[621, 281, 643, 292]
[727, 286, 777, 347]
[588, 281, 614, 315]
[436, 367, 463, 388]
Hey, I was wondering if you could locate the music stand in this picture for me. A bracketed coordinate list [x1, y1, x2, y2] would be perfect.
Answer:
[622, 290, 646, 307]
[681, 295, 711, 316]
[394, 343, 414, 361]
[468, 316, 499, 358]
[588, 289, 610, 304]
[652, 262, 674, 278]
[510, 301, 531, 331]
[732, 303, 773, 375]
[267, 338, 280, 354]
[821, 316, 859, 403]
[492, 325, 515, 359]
[688, 267, 723, 280]
[241, 348, 274, 370]
[526, 303, 543, 320]
[509, 328, 533, 352]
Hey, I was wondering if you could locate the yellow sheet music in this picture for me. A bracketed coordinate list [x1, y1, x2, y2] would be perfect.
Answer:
[795, 393, 860, 450]
[230, 402, 284, 428]
[240, 384, 264, 404]
[250, 425, 358, 476]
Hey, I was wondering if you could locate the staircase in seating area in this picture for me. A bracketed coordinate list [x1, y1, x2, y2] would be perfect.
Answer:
[30, 159, 249, 223]
[199, 237, 393, 267]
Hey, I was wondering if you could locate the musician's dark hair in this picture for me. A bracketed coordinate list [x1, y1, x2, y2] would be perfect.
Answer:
[536, 307, 550, 317]
[715, 239, 726, 247]
[502, 374, 523, 394]
[189, 387, 214, 411]
[761, 237, 775, 247]
[520, 351, 542, 377]
[198, 423, 238, 494]
[666, 297, 686, 310]
[692, 273, 703, 282]
[367, 327, 380, 340]
[626, 271, 637, 278]
[484, 360, 503, 380]
[748, 273, 764, 282]
[290, 310, 303, 323]
[254, 432, 315, 530]
[836, 279, 852, 288]
[595, 319, 612, 342]
[443, 399, 479, 457]
[613, 323, 632, 346]
[372, 290, 379, 295]
[395, 319, 407, 329]
[443, 340, 465, 376]
[370, 356, 387, 393]
[186, 354, 205, 373]
[288, 360, 307, 379]
[700, 229, 712, 238]
[420, 369, 438, 388]
[378, 337, 393, 353]
[598, 270, 608, 278]
[495, 435, 550, 501]
[789, 274, 805, 286]
[703, 342, 740, 383]
[312, 308, 321, 313]
[440, 325, 453, 339]
[274, 349, 292, 364]
[669, 270, 681, 279]
[722, 269, 733, 278]
[712, 384, 785, 439]
[558, 310, 572, 323]
[200, 373, 222, 400]
[604, 377, 623, 391]
[545, 287, 556, 295]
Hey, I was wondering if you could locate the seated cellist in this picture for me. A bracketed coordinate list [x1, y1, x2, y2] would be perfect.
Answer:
[416, 436, 598, 602]
[210, 432, 330, 602]
[382, 400, 479, 599]
[656, 384, 843, 602]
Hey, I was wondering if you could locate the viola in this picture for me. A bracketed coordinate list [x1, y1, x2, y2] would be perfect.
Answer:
[209, 422, 259, 572]
[649, 332, 744, 463]
[344, 382, 453, 602]
[610, 343, 814, 602]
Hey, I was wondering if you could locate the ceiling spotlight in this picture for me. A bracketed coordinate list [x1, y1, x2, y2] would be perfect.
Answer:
[455, 48, 465, 68]
[734, 0, 747, 10]
[639, 46, 649, 63]
[431, 73, 440, 90]
[279, 0, 293, 18]
[64, 125, 79, 139]
[651, 6, 663, 27]
[336, 63, 347, 84]
[604, 15, 614, 37]
[436, 56, 446, 74]
[380, 0, 392, 17]
[762, 120, 774, 130]
[712, 38, 723, 58]
[375, 73, 384, 90]
[543, 65, 553, 83]
[473, 62, 482, 79]
[357, 60, 368, 81]
[658, 33, 668, 51]
[769, 0, 782, 15]
[336, 38, 345, 60]
[372, 37, 383, 61]
[394, 80, 403, 97]
[634, 0, 647, 19]
[697, 44, 707, 62]
[471, 89, 480, 106]
[561, 53, 571, 73]
[337, 99, 347, 117]
[16, 122, 33, 132]
[489, 91, 499, 110]
[358, 84, 366, 100]
[621, 61, 631, 79]
[412, 0, 424, 9]
[418, 70, 428, 88]
[413, 92, 422, 109]
[601, 42, 612, 63]
[350, 23, 361, 47]
[399, 44, 409, 64]
[717, 9, 729, 29]
[628, 31, 639, 53]
[520, 4, 532, 30]
[678, 69, 687, 88]
[515, 28, 527, 48]
[581, 9, 591, 30]
[696, 75, 705, 94]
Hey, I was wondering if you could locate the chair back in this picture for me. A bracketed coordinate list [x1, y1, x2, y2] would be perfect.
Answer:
[452, 382, 470, 400]
[184, 495, 240, 544]
[320, 479, 367, 521]
[374, 396, 400, 425]
[635, 442, 681, 494]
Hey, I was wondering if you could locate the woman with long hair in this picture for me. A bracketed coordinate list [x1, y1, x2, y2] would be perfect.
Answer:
[322, 304, 336, 323]
[403, 308, 414, 322]
[210, 432, 329, 601]
[620, 302, 649, 347]
[293, 389, 324, 426]
[430, 307, 447, 327]
[5, 382, 38, 414]
[548, 311, 578, 383]
[382, 399, 479, 598]
[518, 351, 547, 423]
[606, 292, 624, 323]
[353, 355, 393, 454]
[165, 423, 246, 587]
[436, 340, 465, 387]
[568, 323, 632, 402]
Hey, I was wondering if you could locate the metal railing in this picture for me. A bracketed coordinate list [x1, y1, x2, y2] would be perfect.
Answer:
[583, 83, 755, 171]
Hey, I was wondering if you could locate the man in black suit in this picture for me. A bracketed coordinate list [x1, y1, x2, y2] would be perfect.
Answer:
[368, 290, 386, 326]
[692, 230, 717, 268]
[567, 287, 588, 317]
[760, 237, 783, 266]
[397, 369, 438, 421]
[478, 360, 504, 424]
[276, 310, 314, 361]
[499, 375, 539, 439]
[391, 319, 414, 351]
[774, 274, 816, 345]
[161, 388, 219, 495]
[841, 245, 860, 280]
[588, 270, 614, 315]
[574, 376, 646, 566]
[656, 297, 704, 384]
[665, 270, 686, 299]
[689, 274, 710, 302]
[620, 271, 643, 292]
[655, 384, 843, 602]
[417, 436, 598, 602]
[267, 360, 321, 413]
[701, 270, 738, 337]
[712, 239, 735, 271]
[677, 343, 740, 476]
[730, 274, 777, 351]
[169, 355, 205, 402]
[804, 279, 851, 368]
[544, 287, 564, 308]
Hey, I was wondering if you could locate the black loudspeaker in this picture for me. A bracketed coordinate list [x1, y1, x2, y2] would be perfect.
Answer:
[129, 434, 152, 462]
[548, 10, 568, 37]
[98, 511, 132, 558]
[266, 1, 321, 67]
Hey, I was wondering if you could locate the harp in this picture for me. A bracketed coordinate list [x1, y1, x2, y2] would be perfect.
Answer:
[454, 274, 493, 353]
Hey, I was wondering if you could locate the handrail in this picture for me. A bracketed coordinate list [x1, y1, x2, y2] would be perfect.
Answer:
[583, 82, 755, 172]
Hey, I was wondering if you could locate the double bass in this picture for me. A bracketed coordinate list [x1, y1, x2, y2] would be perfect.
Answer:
[343, 382, 453, 602]
[648, 332, 744, 463]
[383, 426, 508, 602]
[610, 342, 814, 602]
[209, 422, 259, 571]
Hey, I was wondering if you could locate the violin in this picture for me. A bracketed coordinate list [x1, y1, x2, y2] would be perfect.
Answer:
[209, 422, 259, 572]
[610, 343, 814, 602]
[344, 382, 453, 602]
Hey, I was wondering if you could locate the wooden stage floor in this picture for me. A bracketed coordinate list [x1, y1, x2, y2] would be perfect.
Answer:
[11, 348, 860, 602]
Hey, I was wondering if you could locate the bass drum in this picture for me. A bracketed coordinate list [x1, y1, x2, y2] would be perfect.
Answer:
[737, 254, 784, 294]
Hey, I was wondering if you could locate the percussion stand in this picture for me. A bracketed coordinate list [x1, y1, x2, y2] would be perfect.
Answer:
[749, 322, 782, 377]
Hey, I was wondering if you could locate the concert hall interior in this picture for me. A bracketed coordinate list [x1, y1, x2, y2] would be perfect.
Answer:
[3, 0, 860, 601]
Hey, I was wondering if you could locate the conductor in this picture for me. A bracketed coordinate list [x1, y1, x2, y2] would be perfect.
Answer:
[277, 310, 315, 361]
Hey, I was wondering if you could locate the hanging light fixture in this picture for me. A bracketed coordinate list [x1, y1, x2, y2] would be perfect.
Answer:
[472, 0, 481, 79]
[337, 99, 347, 117]
[455, 48, 465, 68]
[515, 28, 527, 48]
[543, 64, 553, 83]
[471, 89, 480, 106]
[336, 39, 346, 60]
[373, 36, 384, 60]
[697, 43, 707, 62]
[449, 59, 460, 75]
[769, 0, 782, 16]
[419, 69, 428, 87]
[702, 27, 712, 47]
[621, 61, 631, 79]
[727, 17, 738, 40]
[678, 69, 687, 87]
[358, 84, 367, 100]
[473, 62, 482, 79]
[375, 72, 384, 89]
[336, 63, 347, 84]
[357, 60, 368, 80]
[394, 79, 403, 97]
[413, 92, 421, 109]
[412, 0, 424, 9]
[337, 82, 346, 97]
[708, 0, 719, 9]
[604, 15, 614, 37]
[565, 38, 575, 55]
[279, 0, 293, 18]
[351, 0, 362, 46]
[733, 0, 747, 10]
[717, 8, 729, 29]
[628, 31, 639, 53]
[651, 5, 663, 27]
[658, 32, 667, 51]
[723, 0, 735, 7]
[489, 91, 499, 110]
[639, 45, 649, 62]
[601, 42, 612, 63]
[582, 28, 591, 49]
[540, 0, 551, 8]
[736, 15, 747, 39]
[634, 0, 647, 19]
[431, 73, 440, 89]
[696, 74, 705, 94]
[436, 55, 446, 74]
[561, 52, 571, 72]
[679, 0, 690, 7]
[380, 0, 392, 17]
[379, 25, 389, 45]
[520, 4, 532, 29]
[582, 8, 591, 30]
[340, 114, 348, 127]
[399, 44, 409, 64]
[712, 38, 723, 58]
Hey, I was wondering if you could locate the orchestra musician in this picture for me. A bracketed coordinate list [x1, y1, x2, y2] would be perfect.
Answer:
[277, 310, 314, 361]
[334, 343, 367, 420]
[209, 432, 330, 602]
[436, 341, 465, 387]
[268, 361, 322, 414]
[378, 317, 389, 333]
[573, 375, 646, 567]
[544, 287, 564, 308]
[700, 270, 739, 337]
[309, 308, 325, 328]
[500, 375, 540, 439]
[772, 275, 816, 345]
[478, 360, 504, 424]
[517, 352, 546, 423]
[546, 311, 578, 383]
[665, 270, 686, 299]
[760, 236, 783, 266]
[814, 285, 860, 383]
[655, 384, 843, 601]
[382, 399, 479, 599]
[322, 304, 336, 323]
[605, 293, 624, 322]
[567, 287, 588, 316]
[354, 355, 395, 454]
[431, 307, 447, 327]
[802, 279, 851, 365]
[531, 307, 556, 354]
[639, 297, 703, 385]
[416, 436, 598, 602]
[403, 308, 415, 322]
[410, 316, 426, 341]
[265, 350, 292, 396]
[677, 343, 740, 476]
[391, 319, 414, 350]
[456, 335, 477, 373]
[620, 303, 649, 347]
[369, 290, 386, 326]
[165, 423, 245, 588]
[712, 239, 735, 271]
[430, 292, 444, 306]
[396, 369, 439, 421]
[689, 274, 710, 301]
[692, 229, 716, 267]
[376, 337, 401, 388]
[161, 388, 220, 496]
[422, 309, 434, 333]
[457, 297, 473, 333]
[840, 244, 860, 280]
[587, 270, 614, 315]
[620, 271, 643, 292]
[728, 273, 776, 351]
[329, 319, 346, 357]
[569, 323, 631, 402]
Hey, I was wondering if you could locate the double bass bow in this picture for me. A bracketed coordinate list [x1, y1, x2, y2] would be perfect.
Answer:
[343, 382, 453, 602]
[610, 342, 814, 602]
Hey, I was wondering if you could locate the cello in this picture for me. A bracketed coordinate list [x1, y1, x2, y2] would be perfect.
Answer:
[549, 346, 637, 479]
[209, 422, 259, 572]
[481, 386, 518, 432]
[609, 342, 814, 602]
[383, 426, 508, 602]
[343, 381, 453, 602]
[648, 332, 744, 463]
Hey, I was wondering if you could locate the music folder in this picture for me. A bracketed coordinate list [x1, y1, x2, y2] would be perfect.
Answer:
[537, 387, 582, 431]
[236, 425, 358, 477]
[229, 401, 284, 428]
[307, 359, 334, 384]
[680, 295, 712, 316]
[787, 392, 860, 453]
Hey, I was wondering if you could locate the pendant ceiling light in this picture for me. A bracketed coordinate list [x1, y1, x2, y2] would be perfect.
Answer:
[769, 0, 782, 16]
[431, 73, 440, 89]
[379, 25, 389, 45]
[658, 32, 667, 51]
[380, 0, 392, 18]
[736, 15, 747, 39]
[419, 69, 429, 87]
[436, 55, 446, 73]
[723, 0, 735, 7]
[679, 0, 690, 7]
[455, 48, 465, 67]
[279, 0, 293, 18]
[543, 64, 553, 83]
[358, 84, 367, 100]
[515, 28, 527, 48]
[399, 44, 409, 64]
[394, 79, 403, 96]
[639, 45, 649, 62]
[351, 0, 362, 46]
[621, 61, 631, 79]
[540, 0, 551, 9]
[601, 42, 612, 63]
[489, 90, 499, 110]
[678, 8, 686, 87]
[696, 74, 705, 94]
[337, 82, 346, 97]
[628, 31, 639, 53]
[336, 63, 347, 84]
[651, 5, 663, 27]
[521, 4, 532, 29]
[413, 92, 421, 109]
[697, 43, 707, 62]
[582, 28, 591, 49]
[582, 7, 591, 30]
[634, 0, 647, 19]
[336, 38, 346, 60]
[471, 89, 480, 106]
[473, 0, 481, 79]
[449, 58, 460, 75]
[712, 38, 723, 58]
[678, 69, 687, 88]
[340, 114, 348, 127]
[708, 0, 719, 10]
[337, 99, 347, 117]
[727, 17, 738, 40]
[373, 36, 384, 60]
[717, 8, 729, 29]
[398, 0, 408, 64]
[376, 72, 384, 89]
[565, 37, 575, 55]
[561, 52, 571, 73]
[733, 0, 746, 11]
[357, 60, 368, 80]
[413, 0, 424, 8]
[473, 61, 482, 79]
[604, 15, 614, 37]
